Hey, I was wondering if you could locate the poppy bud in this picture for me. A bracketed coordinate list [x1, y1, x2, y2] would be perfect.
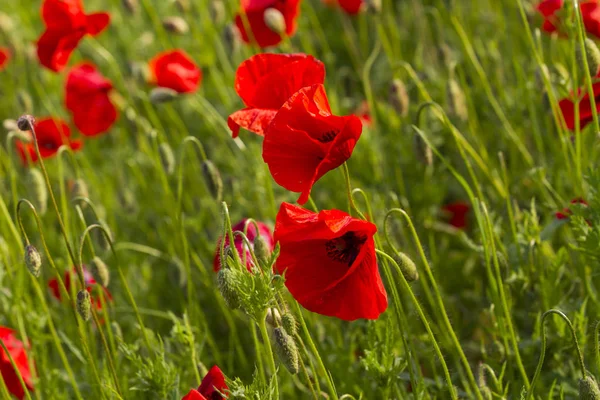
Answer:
[175, 0, 190, 12]
[272, 327, 299, 374]
[580, 375, 600, 399]
[162, 16, 189, 35]
[413, 132, 433, 166]
[266, 308, 282, 327]
[70, 179, 89, 208]
[150, 87, 179, 104]
[210, 0, 225, 24]
[263, 8, 286, 35]
[393, 251, 419, 282]
[202, 160, 223, 202]
[17, 115, 34, 131]
[3, 119, 17, 131]
[94, 220, 114, 252]
[577, 38, 600, 79]
[27, 168, 48, 215]
[158, 142, 175, 175]
[90, 256, 110, 287]
[446, 79, 468, 121]
[223, 24, 242, 50]
[364, 0, 381, 13]
[122, 0, 137, 13]
[281, 313, 298, 336]
[0, 12, 14, 34]
[217, 267, 241, 310]
[389, 79, 409, 117]
[17, 91, 33, 115]
[130, 62, 150, 85]
[253, 234, 271, 268]
[24, 245, 42, 277]
[77, 290, 92, 321]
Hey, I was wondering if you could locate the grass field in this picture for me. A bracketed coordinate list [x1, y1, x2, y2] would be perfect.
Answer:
[1, 0, 600, 399]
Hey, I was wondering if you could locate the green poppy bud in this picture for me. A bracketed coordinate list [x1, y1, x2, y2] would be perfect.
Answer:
[264, 8, 286, 35]
[389, 79, 409, 118]
[90, 256, 110, 287]
[202, 160, 223, 202]
[27, 168, 48, 215]
[281, 313, 298, 336]
[162, 16, 189, 35]
[158, 142, 175, 175]
[272, 327, 299, 374]
[24, 245, 42, 277]
[580, 375, 600, 400]
[77, 290, 92, 321]
[253, 234, 271, 268]
[577, 38, 600, 79]
[394, 251, 419, 282]
[413, 132, 432, 166]
[217, 267, 241, 310]
[150, 87, 179, 104]
[446, 78, 468, 121]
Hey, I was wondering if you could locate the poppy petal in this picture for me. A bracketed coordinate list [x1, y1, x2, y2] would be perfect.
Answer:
[227, 108, 277, 137]
[37, 29, 86, 72]
[198, 365, 228, 398]
[181, 389, 207, 400]
[42, 0, 86, 30]
[86, 12, 110, 35]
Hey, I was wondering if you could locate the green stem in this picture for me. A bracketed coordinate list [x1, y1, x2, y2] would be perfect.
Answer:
[257, 318, 279, 399]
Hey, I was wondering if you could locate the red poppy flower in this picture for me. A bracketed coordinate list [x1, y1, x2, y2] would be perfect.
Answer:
[213, 218, 274, 272]
[0, 327, 33, 400]
[273, 202, 388, 321]
[182, 365, 228, 400]
[16, 118, 83, 164]
[37, 0, 110, 72]
[0, 47, 10, 71]
[263, 84, 363, 205]
[537, 0, 600, 37]
[48, 266, 112, 311]
[235, 0, 301, 48]
[555, 198, 589, 219]
[228, 53, 326, 137]
[558, 78, 600, 130]
[337, 0, 364, 14]
[442, 201, 470, 230]
[149, 50, 201, 94]
[65, 63, 118, 137]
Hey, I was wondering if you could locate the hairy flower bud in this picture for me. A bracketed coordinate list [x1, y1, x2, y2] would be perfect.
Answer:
[446, 79, 468, 121]
[150, 87, 179, 104]
[389, 79, 409, 117]
[394, 251, 419, 282]
[77, 290, 92, 321]
[70, 179, 89, 209]
[281, 313, 298, 336]
[17, 115, 34, 131]
[580, 375, 600, 400]
[24, 245, 42, 277]
[264, 8, 286, 35]
[27, 168, 48, 215]
[90, 256, 110, 287]
[217, 267, 241, 310]
[253, 234, 271, 268]
[202, 160, 223, 202]
[122, 0, 138, 13]
[413, 132, 433, 166]
[158, 142, 175, 175]
[162, 16, 189, 35]
[272, 327, 299, 374]
[577, 38, 600, 79]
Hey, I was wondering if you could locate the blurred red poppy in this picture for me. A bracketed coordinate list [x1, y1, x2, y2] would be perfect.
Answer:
[442, 201, 470, 229]
[356, 101, 373, 127]
[213, 218, 274, 272]
[0, 327, 33, 400]
[37, 0, 110, 72]
[537, 0, 600, 38]
[274, 203, 387, 320]
[66, 63, 117, 137]
[0, 47, 10, 71]
[182, 365, 228, 400]
[16, 118, 83, 164]
[555, 198, 589, 219]
[149, 50, 201, 93]
[235, 0, 301, 48]
[558, 78, 600, 130]
[48, 266, 112, 311]
[263, 84, 363, 205]
[337, 0, 363, 14]
[228, 53, 326, 137]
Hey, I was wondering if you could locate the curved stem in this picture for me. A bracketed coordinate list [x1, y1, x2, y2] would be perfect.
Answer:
[341, 163, 367, 220]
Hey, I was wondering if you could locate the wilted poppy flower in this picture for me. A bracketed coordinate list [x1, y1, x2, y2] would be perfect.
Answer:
[274, 202, 388, 321]
[48, 266, 112, 310]
[0, 47, 10, 71]
[442, 201, 470, 229]
[213, 218, 274, 272]
[66, 63, 117, 137]
[37, 0, 110, 72]
[16, 118, 83, 164]
[235, 0, 301, 48]
[555, 198, 589, 219]
[0, 327, 33, 400]
[149, 50, 201, 93]
[263, 84, 363, 205]
[558, 78, 600, 130]
[537, 0, 600, 38]
[337, 0, 364, 14]
[182, 365, 228, 400]
[228, 53, 326, 137]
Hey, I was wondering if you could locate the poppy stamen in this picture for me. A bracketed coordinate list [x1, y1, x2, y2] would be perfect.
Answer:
[325, 232, 366, 266]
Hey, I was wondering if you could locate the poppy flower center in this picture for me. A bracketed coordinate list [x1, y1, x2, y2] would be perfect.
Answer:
[317, 129, 339, 143]
[325, 231, 366, 266]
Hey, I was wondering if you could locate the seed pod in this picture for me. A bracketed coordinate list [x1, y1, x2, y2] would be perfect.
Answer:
[159, 142, 175, 175]
[577, 38, 600, 79]
[17, 115, 34, 131]
[389, 79, 409, 117]
[217, 267, 241, 310]
[202, 160, 223, 202]
[393, 251, 419, 282]
[253, 234, 271, 268]
[150, 87, 179, 104]
[264, 8, 286, 35]
[162, 16, 189, 35]
[27, 168, 48, 215]
[70, 179, 89, 209]
[24, 245, 42, 277]
[413, 132, 433, 166]
[281, 313, 298, 336]
[17, 91, 33, 115]
[90, 256, 110, 287]
[77, 290, 92, 321]
[272, 327, 299, 374]
[446, 78, 468, 121]
[122, 0, 138, 13]
[580, 375, 600, 400]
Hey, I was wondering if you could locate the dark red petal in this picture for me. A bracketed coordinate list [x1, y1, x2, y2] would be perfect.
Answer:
[198, 365, 228, 398]
[227, 108, 278, 137]
[86, 12, 110, 35]
[42, 0, 86, 30]
[536, 0, 563, 17]
[37, 29, 86, 72]
[338, 0, 364, 14]
[0, 47, 10, 71]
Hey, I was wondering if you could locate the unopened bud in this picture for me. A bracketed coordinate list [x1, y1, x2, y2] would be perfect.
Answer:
[364, 0, 381, 13]
[175, 0, 190, 12]
[70, 179, 89, 209]
[577, 38, 600, 79]
[217, 267, 241, 310]
[446, 79, 468, 121]
[266, 308, 281, 327]
[210, 0, 225, 24]
[77, 290, 92, 321]
[281, 313, 297, 336]
[17, 115, 34, 132]
[580, 375, 600, 400]
[389, 79, 409, 117]
[24, 245, 42, 277]
[122, 0, 138, 14]
[27, 168, 48, 215]
[413, 132, 432, 166]
[202, 160, 223, 202]
[263, 8, 286, 35]
[90, 256, 110, 287]
[272, 327, 299, 374]
[393, 252, 419, 282]
[150, 87, 179, 104]
[253, 234, 271, 268]
[223, 24, 242, 50]
[162, 16, 189, 35]
[158, 142, 175, 175]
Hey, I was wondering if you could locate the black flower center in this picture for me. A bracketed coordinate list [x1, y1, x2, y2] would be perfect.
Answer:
[325, 232, 366, 266]
[317, 129, 339, 143]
